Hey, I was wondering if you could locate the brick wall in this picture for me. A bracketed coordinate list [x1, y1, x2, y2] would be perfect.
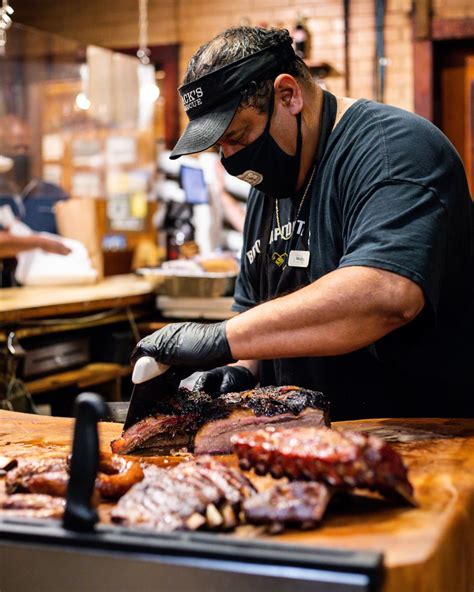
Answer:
[432, 0, 474, 18]
[384, 0, 414, 112]
[9, 0, 419, 121]
[13, 0, 179, 47]
[176, 0, 414, 128]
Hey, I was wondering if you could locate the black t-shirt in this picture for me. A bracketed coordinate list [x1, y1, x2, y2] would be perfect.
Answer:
[233, 94, 474, 419]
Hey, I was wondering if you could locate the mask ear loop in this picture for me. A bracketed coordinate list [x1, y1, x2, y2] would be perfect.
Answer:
[264, 87, 276, 133]
[271, 80, 303, 162]
[294, 111, 303, 162]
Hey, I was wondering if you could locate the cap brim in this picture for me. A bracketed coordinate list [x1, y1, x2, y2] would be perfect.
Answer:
[169, 94, 241, 160]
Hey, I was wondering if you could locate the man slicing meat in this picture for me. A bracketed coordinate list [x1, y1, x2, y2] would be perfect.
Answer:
[133, 27, 474, 419]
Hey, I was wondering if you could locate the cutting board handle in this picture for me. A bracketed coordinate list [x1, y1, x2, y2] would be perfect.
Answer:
[63, 392, 107, 532]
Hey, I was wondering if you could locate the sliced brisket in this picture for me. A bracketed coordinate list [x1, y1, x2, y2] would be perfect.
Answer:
[111, 385, 329, 455]
[110, 456, 256, 532]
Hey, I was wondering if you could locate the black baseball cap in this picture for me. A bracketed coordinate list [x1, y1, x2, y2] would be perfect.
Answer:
[170, 39, 296, 160]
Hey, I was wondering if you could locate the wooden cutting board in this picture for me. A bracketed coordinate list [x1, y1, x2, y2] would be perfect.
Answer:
[1, 410, 473, 592]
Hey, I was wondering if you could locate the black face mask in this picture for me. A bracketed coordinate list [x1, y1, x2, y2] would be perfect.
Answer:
[10, 154, 32, 188]
[220, 92, 302, 199]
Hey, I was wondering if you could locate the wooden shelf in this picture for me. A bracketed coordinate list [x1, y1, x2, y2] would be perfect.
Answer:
[25, 362, 131, 396]
[0, 305, 152, 342]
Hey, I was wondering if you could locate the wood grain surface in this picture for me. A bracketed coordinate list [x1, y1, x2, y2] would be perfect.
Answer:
[0, 274, 154, 321]
[1, 411, 473, 592]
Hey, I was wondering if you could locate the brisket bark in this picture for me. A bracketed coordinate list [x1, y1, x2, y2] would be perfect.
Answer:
[111, 386, 329, 455]
[111, 456, 256, 532]
[232, 426, 416, 505]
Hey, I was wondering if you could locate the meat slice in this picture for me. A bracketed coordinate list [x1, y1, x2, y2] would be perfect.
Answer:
[195, 407, 325, 455]
[5, 457, 69, 497]
[111, 413, 199, 455]
[111, 385, 329, 456]
[94, 454, 145, 499]
[5, 454, 144, 500]
[111, 456, 256, 532]
[194, 387, 329, 454]
[232, 426, 416, 505]
[1, 493, 65, 519]
[243, 482, 332, 530]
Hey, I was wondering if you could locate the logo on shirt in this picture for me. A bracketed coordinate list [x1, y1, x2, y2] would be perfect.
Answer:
[271, 252, 288, 267]
[246, 219, 306, 265]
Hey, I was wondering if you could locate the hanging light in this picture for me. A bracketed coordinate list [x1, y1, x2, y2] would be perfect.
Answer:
[139, 58, 160, 104]
[75, 92, 91, 111]
[75, 62, 91, 110]
[137, 0, 159, 104]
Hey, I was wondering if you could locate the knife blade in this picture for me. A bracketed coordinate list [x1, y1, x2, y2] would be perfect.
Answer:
[123, 357, 175, 430]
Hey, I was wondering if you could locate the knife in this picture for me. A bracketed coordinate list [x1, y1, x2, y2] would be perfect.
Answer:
[123, 356, 176, 430]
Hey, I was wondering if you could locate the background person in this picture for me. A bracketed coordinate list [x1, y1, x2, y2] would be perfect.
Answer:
[0, 114, 68, 231]
[0, 114, 69, 286]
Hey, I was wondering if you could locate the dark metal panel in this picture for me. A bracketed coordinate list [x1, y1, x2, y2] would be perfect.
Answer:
[1, 541, 375, 592]
[0, 518, 384, 591]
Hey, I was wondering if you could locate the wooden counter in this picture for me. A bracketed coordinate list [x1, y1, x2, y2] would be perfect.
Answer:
[1, 411, 473, 592]
[0, 274, 154, 323]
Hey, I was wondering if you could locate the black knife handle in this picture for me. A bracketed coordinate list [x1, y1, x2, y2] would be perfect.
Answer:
[63, 392, 108, 532]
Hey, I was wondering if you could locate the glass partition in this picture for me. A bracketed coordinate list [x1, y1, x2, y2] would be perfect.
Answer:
[0, 23, 161, 241]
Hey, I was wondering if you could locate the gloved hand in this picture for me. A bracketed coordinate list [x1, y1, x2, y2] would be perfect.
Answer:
[131, 321, 235, 370]
[194, 365, 258, 398]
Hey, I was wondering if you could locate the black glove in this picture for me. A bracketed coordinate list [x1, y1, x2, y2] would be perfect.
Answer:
[131, 321, 235, 370]
[194, 365, 258, 398]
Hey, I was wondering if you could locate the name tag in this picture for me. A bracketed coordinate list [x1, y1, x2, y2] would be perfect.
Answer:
[288, 250, 310, 268]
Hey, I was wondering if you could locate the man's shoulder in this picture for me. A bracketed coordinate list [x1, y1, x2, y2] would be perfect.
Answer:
[342, 98, 454, 154]
[331, 98, 466, 191]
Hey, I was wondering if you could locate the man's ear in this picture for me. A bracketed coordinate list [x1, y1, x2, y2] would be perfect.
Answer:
[273, 74, 303, 115]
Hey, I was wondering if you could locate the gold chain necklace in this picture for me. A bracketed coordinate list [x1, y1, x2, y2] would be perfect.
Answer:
[274, 164, 317, 240]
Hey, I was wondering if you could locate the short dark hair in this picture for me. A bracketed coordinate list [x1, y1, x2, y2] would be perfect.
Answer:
[183, 27, 314, 113]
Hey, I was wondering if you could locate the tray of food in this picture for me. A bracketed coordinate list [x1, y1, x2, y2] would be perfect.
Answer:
[136, 257, 238, 298]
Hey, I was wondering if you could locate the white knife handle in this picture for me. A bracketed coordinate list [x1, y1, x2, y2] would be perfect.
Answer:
[132, 356, 169, 384]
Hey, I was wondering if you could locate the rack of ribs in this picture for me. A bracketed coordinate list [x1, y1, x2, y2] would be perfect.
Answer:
[232, 426, 416, 505]
[111, 386, 329, 456]
[111, 456, 256, 532]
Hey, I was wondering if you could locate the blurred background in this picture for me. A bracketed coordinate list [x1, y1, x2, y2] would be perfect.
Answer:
[0, 0, 472, 414]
